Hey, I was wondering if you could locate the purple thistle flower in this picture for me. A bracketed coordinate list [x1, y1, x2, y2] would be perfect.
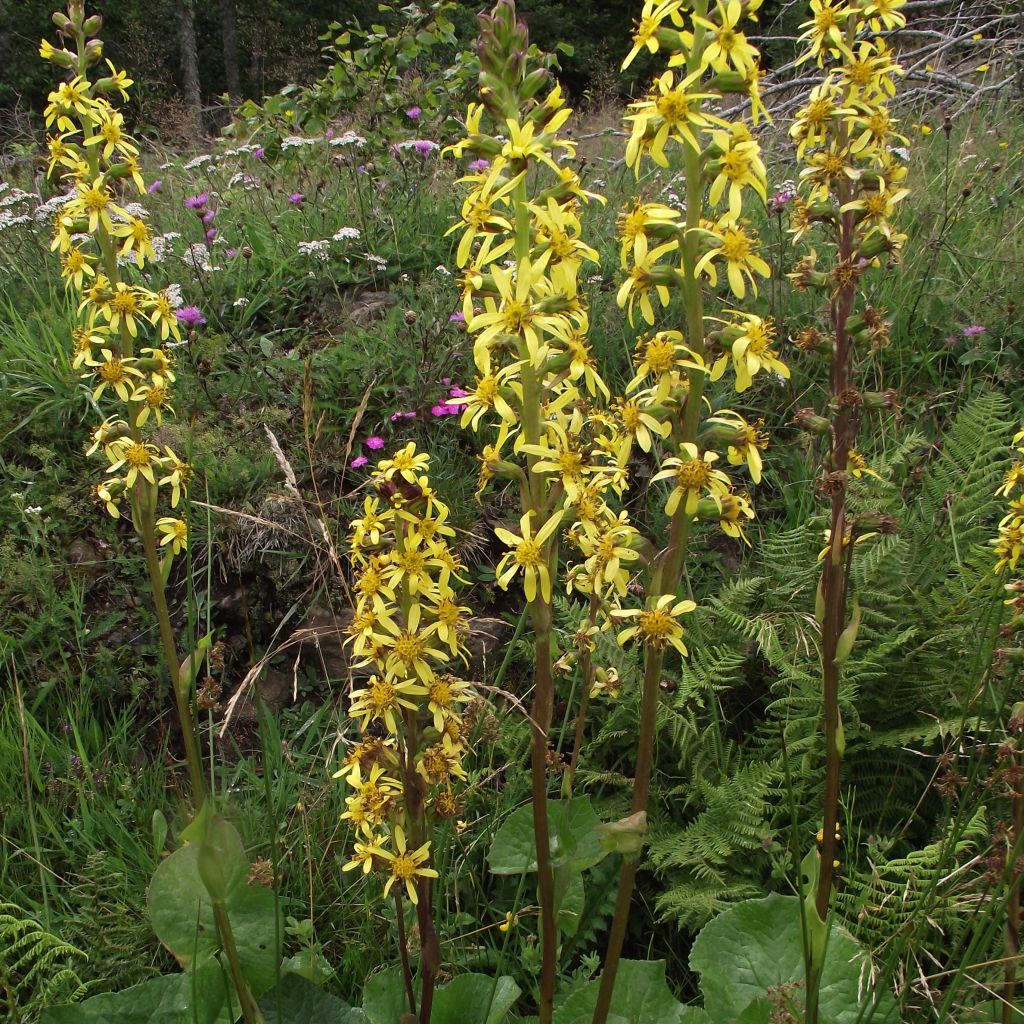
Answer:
[202, 209, 216, 225]
[448, 311, 465, 323]
[205, 227, 218, 244]
[406, 106, 422, 120]
[185, 193, 209, 210]
[365, 435, 385, 450]
[413, 139, 438, 157]
[350, 455, 368, 468]
[176, 306, 206, 327]
[225, 248, 238, 259]
[288, 192, 305, 205]
[963, 324, 986, 336]
[254, 146, 266, 160]
[468, 158, 490, 173]
[325, 128, 335, 140]
[147, 179, 163, 194]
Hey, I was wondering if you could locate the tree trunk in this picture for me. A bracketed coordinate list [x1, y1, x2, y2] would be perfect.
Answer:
[219, 0, 241, 103]
[177, 0, 202, 134]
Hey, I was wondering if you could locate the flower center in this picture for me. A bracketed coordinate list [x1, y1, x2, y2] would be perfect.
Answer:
[394, 633, 424, 662]
[675, 460, 711, 490]
[721, 228, 752, 262]
[515, 538, 542, 567]
[645, 337, 677, 373]
[124, 443, 150, 468]
[638, 608, 673, 642]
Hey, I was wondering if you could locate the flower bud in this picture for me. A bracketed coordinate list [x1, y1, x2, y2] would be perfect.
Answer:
[52, 11, 73, 33]
[857, 234, 892, 259]
[241, 245, 253, 259]
[84, 38, 103, 65]
[82, 13, 102, 34]
[520, 67, 549, 100]
[598, 811, 647, 856]
[792, 407, 831, 434]
[708, 70, 748, 94]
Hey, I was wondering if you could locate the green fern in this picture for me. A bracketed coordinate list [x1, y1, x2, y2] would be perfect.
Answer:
[0, 903, 88, 1023]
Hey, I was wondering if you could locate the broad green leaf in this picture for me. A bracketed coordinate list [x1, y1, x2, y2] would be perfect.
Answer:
[148, 834, 281, 996]
[556, 871, 584, 937]
[363, 969, 519, 1024]
[554, 960, 707, 1024]
[42, 963, 225, 1024]
[362, 966, 408, 1024]
[431, 974, 521, 1024]
[488, 798, 607, 876]
[258, 972, 368, 1024]
[690, 894, 898, 1024]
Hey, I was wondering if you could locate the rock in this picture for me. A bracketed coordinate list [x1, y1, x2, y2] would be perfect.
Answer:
[231, 665, 293, 722]
[348, 290, 397, 326]
[67, 536, 107, 581]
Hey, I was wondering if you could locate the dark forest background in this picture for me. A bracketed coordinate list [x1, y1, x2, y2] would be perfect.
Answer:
[1, 0, 799, 144]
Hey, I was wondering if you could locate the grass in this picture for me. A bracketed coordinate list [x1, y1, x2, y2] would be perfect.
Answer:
[0, 75, 1023, 1022]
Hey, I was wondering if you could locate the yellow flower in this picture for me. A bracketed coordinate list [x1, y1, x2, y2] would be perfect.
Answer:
[993, 523, 1023, 573]
[96, 478, 125, 519]
[617, 200, 681, 269]
[621, 0, 685, 70]
[375, 827, 438, 905]
[615, 594, 696, 656]
[107, 438, 160, 488]
[617, 241, 677, 326]
[494, 510, 563, 603]
[716, 491, 755, 545]
[158, 447, 191, 507]
[87, 349, 143, 402]
[460, 370, 518, 430]
[628, 330, 706, 397]
[349, 674, 429, 734]
[71, 176, 125, 235]
[131, 381, 174, 426]
[710, 311, 788, 392]
[612, 396, 671, 462]
[61, 245, 96, 290]
[652, 443, 731, 516]
[341, 840, 381, 875]
[797, 0, 853, 66]
[694, 219, 770, 299]
[377, 442, 430, 484]
[697, 0, 761, 76]
[83, 110, 138, 161]
[112, 217, 156, 268]
[156, 517, 188, 555]
[707, 125, 768, 219]
[102, 282, 144, 336]
[847, 449, 881, 480]
[624, 70, 721, 170]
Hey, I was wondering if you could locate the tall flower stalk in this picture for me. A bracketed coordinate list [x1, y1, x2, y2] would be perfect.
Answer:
[338, 444, 474, 1023]
[593, 2, 780, 1018]
[40, 2, 206, 804]
[449, 3, 782, 1020]
[786, 1, 909, 1019]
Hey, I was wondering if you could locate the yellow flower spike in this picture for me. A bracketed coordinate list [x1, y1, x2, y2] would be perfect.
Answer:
[156, 517, 188, 556]
[494, 510, 563, 603]
[376, 827, 438, 905]
[614, 593, 696, 656]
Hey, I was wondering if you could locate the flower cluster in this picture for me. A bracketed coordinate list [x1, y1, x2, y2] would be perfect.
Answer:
[994, 426, 1024, 579]
[788, 0, 909, 261]
[336, 444, 474, 904]
[41, 2, 190, 557]
[618, 0, 774, 314]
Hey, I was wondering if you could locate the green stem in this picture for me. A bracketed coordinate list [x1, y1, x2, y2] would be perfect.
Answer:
[212, 901, 262, 1024]
[507, 172, 560, 1024]
[1002, 752, 1024, 1024]
[593, 14, 711, 1012]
